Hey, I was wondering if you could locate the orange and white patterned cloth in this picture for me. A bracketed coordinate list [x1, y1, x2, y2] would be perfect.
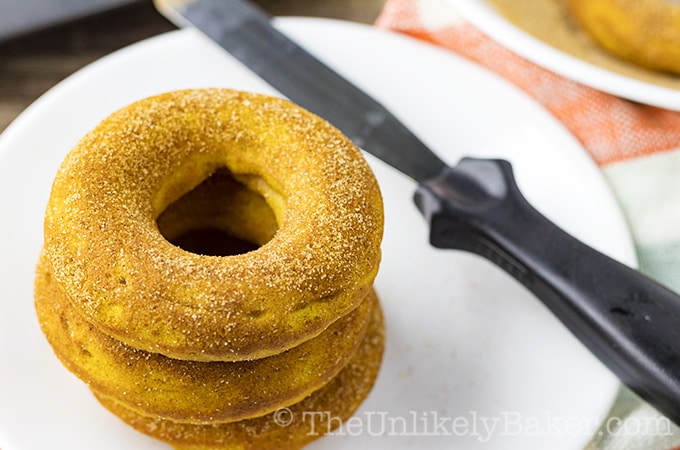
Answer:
[375, 0, 680, 449]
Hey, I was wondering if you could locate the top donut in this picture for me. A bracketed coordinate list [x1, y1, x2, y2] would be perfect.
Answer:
[43, 88, 384, 361]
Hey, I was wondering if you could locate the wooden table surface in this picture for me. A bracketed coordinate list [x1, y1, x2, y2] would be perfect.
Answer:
[0, 0, 386, 133]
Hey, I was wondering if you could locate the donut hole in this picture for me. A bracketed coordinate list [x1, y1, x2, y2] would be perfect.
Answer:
[169, 228, 259, 256]
[156, 168, 278, 257]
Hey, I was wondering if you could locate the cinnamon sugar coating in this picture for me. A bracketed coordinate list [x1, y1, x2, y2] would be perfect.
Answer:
[43, 89, 384, 361]
[35, 250, 376, 424]
[93, 300, 385, 450]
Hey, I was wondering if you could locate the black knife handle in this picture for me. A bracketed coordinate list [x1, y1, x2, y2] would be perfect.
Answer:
[414, 157, 680, 425]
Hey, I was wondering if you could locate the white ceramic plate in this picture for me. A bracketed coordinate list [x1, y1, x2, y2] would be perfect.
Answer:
[0, 18, 636, 450]
[452, 0, 680, 111]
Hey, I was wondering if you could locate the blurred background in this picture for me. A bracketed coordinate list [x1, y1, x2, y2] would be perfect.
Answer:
[0, 0, 386, 132]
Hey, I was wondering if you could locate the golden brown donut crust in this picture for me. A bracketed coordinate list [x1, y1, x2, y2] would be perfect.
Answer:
[35, 250, 376, 423]
[567, 0, 680, 74]
[43, 88, 384, 362]
[92, 300, 385, 450]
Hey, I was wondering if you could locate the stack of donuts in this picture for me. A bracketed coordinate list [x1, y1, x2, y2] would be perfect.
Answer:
[35, 89, 385, 449]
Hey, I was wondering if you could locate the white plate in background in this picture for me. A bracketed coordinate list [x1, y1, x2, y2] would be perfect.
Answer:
[452, 0, 680, 111]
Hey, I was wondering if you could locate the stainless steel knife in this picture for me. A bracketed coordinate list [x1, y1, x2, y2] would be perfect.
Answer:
[154, 0, 680, 425]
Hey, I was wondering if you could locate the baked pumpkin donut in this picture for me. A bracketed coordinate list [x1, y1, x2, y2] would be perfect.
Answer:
[34, 251, 376, 424]
[567, 0, 680, 74]
[91, 300, 385, 450]
[43, 88, 384, 362]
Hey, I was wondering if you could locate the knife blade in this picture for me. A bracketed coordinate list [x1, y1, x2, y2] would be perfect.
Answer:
[155, 0, 445, 182]
[154, 0, 680, 426]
